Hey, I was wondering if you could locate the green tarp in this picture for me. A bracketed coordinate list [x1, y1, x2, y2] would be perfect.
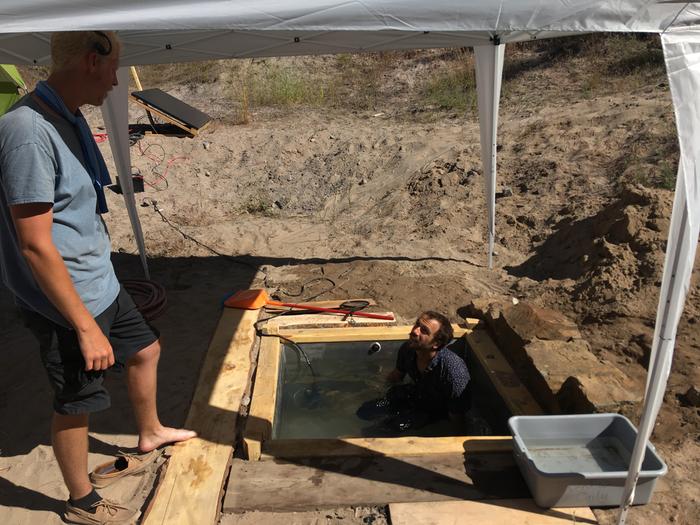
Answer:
[0, 64, 25, 116]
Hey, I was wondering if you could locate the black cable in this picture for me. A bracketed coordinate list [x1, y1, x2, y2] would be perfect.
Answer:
[254, 309, 317, 378]
[144, 199, 260, 271]
[275, 277, 337, 302]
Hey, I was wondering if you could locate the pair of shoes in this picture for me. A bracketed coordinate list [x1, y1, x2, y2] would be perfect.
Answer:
[356, 397, 392, 420]
[90, 449, 161, 488]
[64, 498, 139, 524]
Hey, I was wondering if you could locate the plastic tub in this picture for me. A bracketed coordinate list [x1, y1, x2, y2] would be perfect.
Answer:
[508, 414, 667, 508]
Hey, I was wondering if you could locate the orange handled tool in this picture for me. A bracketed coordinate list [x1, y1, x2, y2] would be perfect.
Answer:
[224, 289, 394, 320]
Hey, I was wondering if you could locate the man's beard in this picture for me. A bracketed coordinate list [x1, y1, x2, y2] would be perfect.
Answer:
[407, 336, 434, 353]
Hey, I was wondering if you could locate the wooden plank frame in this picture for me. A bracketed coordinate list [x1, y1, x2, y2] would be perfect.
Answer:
[467, 329, 544, 416]
[143, 308, 259, 524]
[243, 323, 542, 461]
[389, 500, 598, 525]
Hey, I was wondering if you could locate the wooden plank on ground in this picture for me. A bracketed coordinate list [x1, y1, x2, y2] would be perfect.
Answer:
[143, 308, 258, 525]
[260, 312, 395, 334]
[466, 329, 544, 416]
[244, 336, 282, 460]
[224, 452, 530, 512]
[389, 500, 597, 525]
[262, 436, 512, 459]
[280, 324, 471, 343]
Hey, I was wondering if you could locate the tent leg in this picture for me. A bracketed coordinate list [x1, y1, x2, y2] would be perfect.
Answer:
[617, 31, 700, 524]
[474, 42, 505, 269]
[101, 67, 150, 279]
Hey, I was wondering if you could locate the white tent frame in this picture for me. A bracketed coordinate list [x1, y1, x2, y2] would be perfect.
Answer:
[0, 3, 698, 523]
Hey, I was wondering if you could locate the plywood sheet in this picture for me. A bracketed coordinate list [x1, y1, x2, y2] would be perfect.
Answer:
[224, 452, 530, 512]
[143, 308, 258, 525]
[389, 499, 597, 525]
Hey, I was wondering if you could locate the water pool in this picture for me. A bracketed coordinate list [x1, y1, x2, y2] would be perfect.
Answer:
[272, 338, 505, 439]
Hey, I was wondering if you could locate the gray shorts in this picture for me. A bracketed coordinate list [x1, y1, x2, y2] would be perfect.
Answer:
[21, 286, 159, 415]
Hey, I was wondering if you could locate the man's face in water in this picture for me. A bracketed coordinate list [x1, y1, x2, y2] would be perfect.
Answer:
[408, 316, 441, 352]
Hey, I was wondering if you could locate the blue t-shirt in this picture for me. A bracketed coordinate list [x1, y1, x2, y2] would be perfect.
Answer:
[0, 95, 119, 327]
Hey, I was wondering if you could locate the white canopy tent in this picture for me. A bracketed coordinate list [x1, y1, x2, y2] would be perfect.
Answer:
[0, 2, 698, 523]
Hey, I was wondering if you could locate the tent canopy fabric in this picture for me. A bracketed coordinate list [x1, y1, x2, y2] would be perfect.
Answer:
[0, 1, 698, 65]
[0, 3, 698, 524]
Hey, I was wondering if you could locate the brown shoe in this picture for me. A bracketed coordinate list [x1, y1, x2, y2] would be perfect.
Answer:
[64, 498, 139, 524]
[89, 450, 161, 488]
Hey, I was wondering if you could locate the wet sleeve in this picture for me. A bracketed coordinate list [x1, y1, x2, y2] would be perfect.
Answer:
[396, 343, 410, 374]
[444, 357, 471, 415]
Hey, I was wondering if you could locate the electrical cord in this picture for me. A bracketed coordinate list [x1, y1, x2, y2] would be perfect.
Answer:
[143, 198, 260, 271]
[274, 277, 336, 302]
[254, 309, 317, 378]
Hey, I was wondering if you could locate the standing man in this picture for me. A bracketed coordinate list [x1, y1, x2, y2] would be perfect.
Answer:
[357, 311, 471, 432]
[0, 32, 195, 524]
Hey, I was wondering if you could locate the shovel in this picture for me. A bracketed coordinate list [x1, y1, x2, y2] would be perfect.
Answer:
[224, 289, 394, 320]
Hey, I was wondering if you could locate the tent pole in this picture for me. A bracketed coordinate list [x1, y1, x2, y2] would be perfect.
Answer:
[474, 41, 505, 269]
[101, 67, 151, 279]
[618, 31, 700, 524]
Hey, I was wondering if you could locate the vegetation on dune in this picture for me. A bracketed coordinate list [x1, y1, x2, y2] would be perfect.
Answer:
[16, 33, 675, 190]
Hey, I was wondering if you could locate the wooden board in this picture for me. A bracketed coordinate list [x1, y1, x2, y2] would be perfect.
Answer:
[244, 336, 282, 460]
[389, 500, 597, 525]
[224, 452, 530, 512]
[143, 308, 258, 525]
[262, 436, 512, 459]
[466, 329, 543, 416]
[279, 324, 472, 343]
[260, 312, 395, 334]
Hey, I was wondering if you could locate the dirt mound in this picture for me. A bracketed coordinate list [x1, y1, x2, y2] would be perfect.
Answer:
[508, 185, 672, 322]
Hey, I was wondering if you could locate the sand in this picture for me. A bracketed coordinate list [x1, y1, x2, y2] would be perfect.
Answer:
[1, 44, 699, 525]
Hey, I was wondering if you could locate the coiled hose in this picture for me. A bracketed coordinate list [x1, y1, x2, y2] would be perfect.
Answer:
[122, 279, 168, 321]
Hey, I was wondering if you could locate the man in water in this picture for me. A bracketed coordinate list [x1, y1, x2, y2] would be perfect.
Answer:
[357, 311, 471, 432]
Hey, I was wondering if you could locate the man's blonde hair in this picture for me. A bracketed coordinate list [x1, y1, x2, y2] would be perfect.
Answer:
[50, 31, 119, 72]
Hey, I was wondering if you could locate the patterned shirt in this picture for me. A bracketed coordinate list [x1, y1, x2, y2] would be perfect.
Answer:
[395, 342, 471, 415]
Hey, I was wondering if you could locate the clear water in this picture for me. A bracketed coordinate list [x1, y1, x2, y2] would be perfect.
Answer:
[272, 340, 463, 439]
[525, 436, 632, 473]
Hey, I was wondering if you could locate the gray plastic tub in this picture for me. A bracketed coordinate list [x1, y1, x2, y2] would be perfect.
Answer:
[509, 414, 667, 508]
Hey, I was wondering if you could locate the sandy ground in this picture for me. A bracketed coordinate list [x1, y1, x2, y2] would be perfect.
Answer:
[2, 43, 700, 524]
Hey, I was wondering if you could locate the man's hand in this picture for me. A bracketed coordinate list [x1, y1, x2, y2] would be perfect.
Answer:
[11, 202, 114, 372]
[77, 323, 115, 371]
[386, 369, 403, 383]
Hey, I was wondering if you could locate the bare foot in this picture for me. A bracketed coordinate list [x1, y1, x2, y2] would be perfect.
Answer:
[138, 426, 197, 452]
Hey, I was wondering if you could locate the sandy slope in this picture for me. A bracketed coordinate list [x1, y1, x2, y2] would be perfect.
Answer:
[1, 42, 699, 524]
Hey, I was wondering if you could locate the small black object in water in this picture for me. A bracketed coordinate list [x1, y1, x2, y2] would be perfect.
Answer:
[292, 384, 322, 410]
[367, 342, 382, 355]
